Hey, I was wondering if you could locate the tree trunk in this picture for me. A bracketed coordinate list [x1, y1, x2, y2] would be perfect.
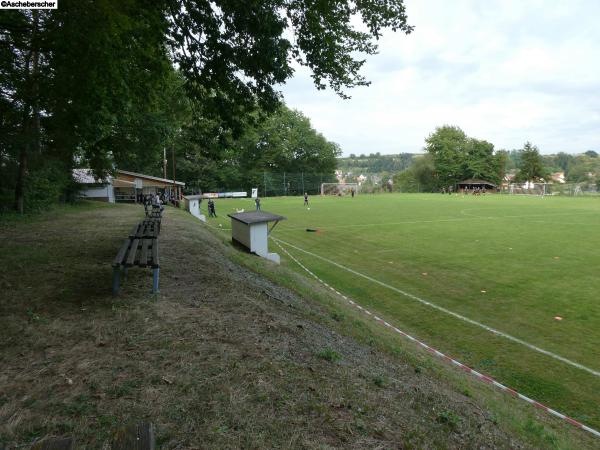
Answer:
[15, 137, 28, 214]
[14, 10, 40, 213]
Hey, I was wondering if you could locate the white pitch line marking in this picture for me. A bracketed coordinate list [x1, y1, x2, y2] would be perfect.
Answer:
[273, 237, 600, 378]
[273, 239, 600, 438]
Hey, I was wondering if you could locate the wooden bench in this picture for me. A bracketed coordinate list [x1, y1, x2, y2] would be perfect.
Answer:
[112, 237, 160, 295]
[129, 218, 161, 239]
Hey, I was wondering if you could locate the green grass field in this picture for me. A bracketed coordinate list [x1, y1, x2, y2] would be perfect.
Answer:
[207, 193, 600, 431]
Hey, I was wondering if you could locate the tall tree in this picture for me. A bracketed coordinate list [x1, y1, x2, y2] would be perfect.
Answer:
[465, 138, 499, 183]
[0, 9, 46, 212]
[424, 125, 469, 186]
[554, 152, 574, 174]
[167, 0, 413, 117]
[425, 125, 505, 187]
[1, 1, 176, 211]
[516, 142, 545, 181]
[494, 150, 510, 183]
[393, 154, 436, 192]
[175, 104, 341, 192]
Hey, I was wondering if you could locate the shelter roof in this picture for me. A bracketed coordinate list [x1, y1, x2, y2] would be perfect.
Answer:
[228, 211, 286, 225]
[458, 179, 497, 187]
[116, 169, 185, 186]
[73, 169, 110, 184]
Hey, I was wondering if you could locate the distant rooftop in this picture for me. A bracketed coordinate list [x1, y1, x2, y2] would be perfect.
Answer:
[73, 168, 110, 184]
[116, 170, 185, 186]
[72, 169, 185, 186]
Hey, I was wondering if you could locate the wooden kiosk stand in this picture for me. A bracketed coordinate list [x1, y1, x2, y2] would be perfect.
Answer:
[228, 211, 286, 264]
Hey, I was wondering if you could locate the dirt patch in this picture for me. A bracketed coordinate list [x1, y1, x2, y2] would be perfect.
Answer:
[0, 204, 551, 448]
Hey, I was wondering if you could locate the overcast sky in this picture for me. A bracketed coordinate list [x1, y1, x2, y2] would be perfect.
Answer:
[280, 0, 600, 156]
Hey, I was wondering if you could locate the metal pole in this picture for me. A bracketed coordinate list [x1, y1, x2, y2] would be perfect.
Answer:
[172, 147, 176, 201]
[302, 172, 305, 194]
[283, 172, 286, 196]
[264, 171, 267, 197]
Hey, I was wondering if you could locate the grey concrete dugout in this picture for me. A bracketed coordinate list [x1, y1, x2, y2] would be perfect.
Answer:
[228, 211, 286, 264]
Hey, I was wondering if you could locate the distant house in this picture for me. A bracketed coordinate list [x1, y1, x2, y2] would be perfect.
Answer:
[74, 169, 185, 203]
[550, 172, 566, 184]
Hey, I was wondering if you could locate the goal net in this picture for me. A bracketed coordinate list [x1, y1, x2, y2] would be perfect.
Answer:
[320, 183, 359, 196]
[501, 182, 550, 196]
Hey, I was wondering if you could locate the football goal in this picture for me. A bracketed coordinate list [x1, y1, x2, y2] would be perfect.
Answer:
[320, 183, 359, 196]
[502, 182, 550, 196]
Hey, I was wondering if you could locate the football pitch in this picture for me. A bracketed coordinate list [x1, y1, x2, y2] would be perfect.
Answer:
[209, 193, 600, 429]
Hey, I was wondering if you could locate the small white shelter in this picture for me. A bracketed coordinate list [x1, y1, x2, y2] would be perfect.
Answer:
[228, 211, 286, 264]
[73, 169, 114, 202]
[183, 195, 206, 222]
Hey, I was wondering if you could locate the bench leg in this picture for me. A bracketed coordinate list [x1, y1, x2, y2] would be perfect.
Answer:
[123, 267, 129, 280]
[112, 266, 121, 296]
[152, 268, 160, 294]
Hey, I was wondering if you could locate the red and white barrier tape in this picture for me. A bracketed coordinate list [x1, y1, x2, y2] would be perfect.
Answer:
[273, 240, 600, 439]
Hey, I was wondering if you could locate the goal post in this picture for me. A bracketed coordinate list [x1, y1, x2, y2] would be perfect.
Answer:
[502, 182, 551, 196]
[320, 183, 359, 196]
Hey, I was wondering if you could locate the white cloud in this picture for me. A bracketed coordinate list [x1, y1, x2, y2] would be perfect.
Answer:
[280, 0, 600, 155]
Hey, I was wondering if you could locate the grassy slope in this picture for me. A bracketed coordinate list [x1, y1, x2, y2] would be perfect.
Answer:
[0, 201, 597, 449]
[206, 194, 600, 430]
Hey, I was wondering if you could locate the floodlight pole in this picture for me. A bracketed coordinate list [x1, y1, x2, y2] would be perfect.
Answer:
[172, 146, 176, 200]
[163, 148, 167, 179]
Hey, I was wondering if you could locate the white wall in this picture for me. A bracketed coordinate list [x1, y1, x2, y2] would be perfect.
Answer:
[79, 184, 114, 203]
[231, 219, 251, 249]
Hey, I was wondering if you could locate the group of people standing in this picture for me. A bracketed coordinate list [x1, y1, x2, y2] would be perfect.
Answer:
[464, 187, 486, 195]
[205, 192, 314, 220]
[142, 192, 165, 212]
[138, 191, 174, 205]
[253, 192, 308, 211]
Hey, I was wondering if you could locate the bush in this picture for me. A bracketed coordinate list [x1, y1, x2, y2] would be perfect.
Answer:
[24, 162, 72, 212]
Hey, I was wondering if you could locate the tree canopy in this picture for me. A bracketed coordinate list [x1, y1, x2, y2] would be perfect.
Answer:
[0, 0, 413, 212]
[392, 154, 436, 192]
[515, 142, 545, 182]
[424, 125, 502, 188]
[175, 104, 341, 193]
[338, 153, 415, 174]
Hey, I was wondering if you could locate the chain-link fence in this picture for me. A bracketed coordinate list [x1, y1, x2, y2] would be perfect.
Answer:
[185, 172, 337, 197]
[260, 172, 337, 197]
[500, 182, 600, 196]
